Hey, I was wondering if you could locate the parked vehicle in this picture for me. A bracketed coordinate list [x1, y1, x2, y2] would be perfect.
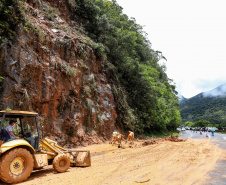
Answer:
[0, 110, 91, 184]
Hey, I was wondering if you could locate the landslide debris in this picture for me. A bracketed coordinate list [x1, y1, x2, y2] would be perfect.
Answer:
[19, 139, 223, 185]
[141, 134, 186, 147]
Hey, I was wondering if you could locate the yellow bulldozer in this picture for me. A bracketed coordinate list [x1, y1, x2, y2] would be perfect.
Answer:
[0, 110, 91, 184]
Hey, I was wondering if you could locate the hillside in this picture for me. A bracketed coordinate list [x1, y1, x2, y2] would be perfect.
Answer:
[180, 83, 226, 124]
[0, 0, 181, 145]
[178, 95, 187, 103]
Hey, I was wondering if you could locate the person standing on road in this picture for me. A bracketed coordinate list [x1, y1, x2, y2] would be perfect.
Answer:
[5, 120, 19, 139]
[211, 128, 215, 136]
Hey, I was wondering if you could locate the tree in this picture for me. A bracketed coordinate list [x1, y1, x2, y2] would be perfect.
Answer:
[193, 120, 210, 127]
[184, 121, 193, 127]
[68, 0, 181, 133]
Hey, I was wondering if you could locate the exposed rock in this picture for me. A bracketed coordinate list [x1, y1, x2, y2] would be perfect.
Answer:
[0, 0, 117, 146]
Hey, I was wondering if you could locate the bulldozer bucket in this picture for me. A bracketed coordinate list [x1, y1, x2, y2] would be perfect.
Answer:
[68, 150, 91, 167]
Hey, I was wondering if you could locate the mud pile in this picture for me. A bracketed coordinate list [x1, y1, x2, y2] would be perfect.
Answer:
[20, 138, 223, 185]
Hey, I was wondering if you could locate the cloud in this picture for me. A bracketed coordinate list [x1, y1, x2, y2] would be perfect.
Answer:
[116, 0, 226, 99]
[174, 80, 201, 98]
[203, 83, 226, 97]
[175, 77, 226, 98]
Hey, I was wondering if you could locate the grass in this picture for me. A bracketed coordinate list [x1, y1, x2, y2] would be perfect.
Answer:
[215, 130, 226, 134]
[146, 130, 180, 139]
[60, 63, 77, 78]
[39, 1, 57, 21]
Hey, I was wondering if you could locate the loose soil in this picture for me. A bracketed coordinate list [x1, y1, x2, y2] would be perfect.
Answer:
[13, 138, 223, 185]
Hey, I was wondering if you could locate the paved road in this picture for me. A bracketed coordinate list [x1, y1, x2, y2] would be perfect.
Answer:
[180, 130, 226, 185]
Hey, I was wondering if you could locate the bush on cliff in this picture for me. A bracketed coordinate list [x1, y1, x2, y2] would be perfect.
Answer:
[0, 0, 26, 43]
[68, 0, 181, 133]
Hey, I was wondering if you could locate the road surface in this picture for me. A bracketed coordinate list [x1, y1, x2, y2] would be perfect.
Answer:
[180, 130, 226, 185]
[9, 136, 222, 185]
[0, 132, 223, 185]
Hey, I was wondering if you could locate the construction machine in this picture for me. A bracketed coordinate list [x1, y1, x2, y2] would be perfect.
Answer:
[0, 110, 91, 184]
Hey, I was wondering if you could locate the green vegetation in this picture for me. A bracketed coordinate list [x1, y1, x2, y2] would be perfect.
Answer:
[212, 123, 226, 131]
[180, 93, 226, 125]
[0, 0, 25, 43]
[193, 120, 211, 127]
[193, 120, 210, 127]
[0, 0, 44, 44]
[146, 129, 180, 138]
[0, 76, 4, 82]
[184, 120, 213, 127]
[39, 1, 57, 21]
[59, 62, 77, 78]
[184, 121, 193, 127]
[216, 130, 226, 133]
[68, 0, 181, 134]
[2, 0, 181, 135]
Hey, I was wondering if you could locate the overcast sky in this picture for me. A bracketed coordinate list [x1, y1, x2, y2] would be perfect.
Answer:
[116, 0, 226, 98]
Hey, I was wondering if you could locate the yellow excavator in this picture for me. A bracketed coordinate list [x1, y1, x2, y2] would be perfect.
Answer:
[0, 110, 91, 184]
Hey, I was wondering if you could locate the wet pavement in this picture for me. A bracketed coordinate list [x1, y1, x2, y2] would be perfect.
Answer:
[180, 130, 226, 185]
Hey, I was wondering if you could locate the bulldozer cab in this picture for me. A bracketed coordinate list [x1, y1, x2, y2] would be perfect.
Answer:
[0, 110, 91, 184]
[0, 111, 40, 151]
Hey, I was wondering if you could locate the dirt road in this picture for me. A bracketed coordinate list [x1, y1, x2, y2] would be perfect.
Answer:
[16, 138, 223, 185]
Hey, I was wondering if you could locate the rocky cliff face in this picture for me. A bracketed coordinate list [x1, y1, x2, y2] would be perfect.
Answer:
[0, 0, 117, 146]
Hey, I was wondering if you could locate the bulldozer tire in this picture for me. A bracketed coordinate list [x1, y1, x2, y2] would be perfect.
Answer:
[53, 154, 70, 173]
[0, 148, 34, 184]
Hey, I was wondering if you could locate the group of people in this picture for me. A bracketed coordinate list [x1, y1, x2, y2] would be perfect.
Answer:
[191, 127, 208, 132]
[191, 127, 215, 136]
[111, 130, 134, 147]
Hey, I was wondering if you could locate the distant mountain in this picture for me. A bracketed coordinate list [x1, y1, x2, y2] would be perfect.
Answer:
[203, 83, 226, 97]
[178, 95, 187, 103]
[179, 83, 226, 124]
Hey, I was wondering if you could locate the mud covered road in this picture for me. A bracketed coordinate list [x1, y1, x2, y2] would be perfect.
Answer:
[15, 138, 223, 185]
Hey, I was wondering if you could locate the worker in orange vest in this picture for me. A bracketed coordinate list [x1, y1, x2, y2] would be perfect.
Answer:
[127, 131, 134, 141]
